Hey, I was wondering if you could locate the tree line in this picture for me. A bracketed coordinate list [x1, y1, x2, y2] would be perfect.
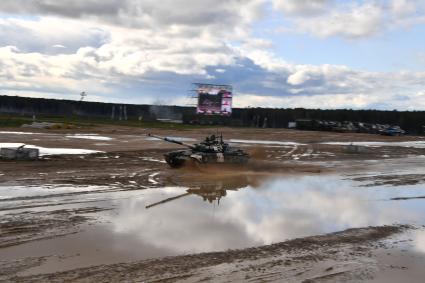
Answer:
[1, 95, 424, 134]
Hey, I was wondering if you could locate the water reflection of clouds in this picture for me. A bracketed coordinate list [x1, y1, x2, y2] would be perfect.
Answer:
[414, 230, 425, 254]
[110, 176, 422, 254]
[221, 176, 410, 243]
[112, 187, 257, 253]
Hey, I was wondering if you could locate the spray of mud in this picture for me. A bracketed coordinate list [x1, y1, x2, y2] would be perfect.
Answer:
[246, 146, 269, 159]
[168, 153, 326, 192]
[153, 158, 327, 208]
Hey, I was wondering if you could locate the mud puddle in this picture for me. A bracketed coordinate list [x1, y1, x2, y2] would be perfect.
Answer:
[229, 139, 304, 146]
[321, 141, 425, 149]
[3, 169, 425, 276]
[364, 229, 425, 283]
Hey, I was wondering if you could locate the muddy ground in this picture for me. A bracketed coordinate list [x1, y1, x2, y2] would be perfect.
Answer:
[1, 226, 408, 283]
[1, 126, 424, 187]
[1, 126, 425, 282]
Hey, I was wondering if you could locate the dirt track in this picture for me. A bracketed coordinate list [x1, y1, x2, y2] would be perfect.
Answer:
[1, 125, 424, 187]
[1, 126, 425, 282]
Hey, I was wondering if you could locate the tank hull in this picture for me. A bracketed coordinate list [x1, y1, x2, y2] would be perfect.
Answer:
[164, 150, 249, 168]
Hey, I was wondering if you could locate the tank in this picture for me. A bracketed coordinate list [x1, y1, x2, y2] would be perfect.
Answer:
[146, 180, 245, 209]
[148, 133, 249, 168]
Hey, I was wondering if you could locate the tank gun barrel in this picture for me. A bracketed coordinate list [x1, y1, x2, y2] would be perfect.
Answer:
[145, 192, 191, 209]
[147, 133, 195, 149]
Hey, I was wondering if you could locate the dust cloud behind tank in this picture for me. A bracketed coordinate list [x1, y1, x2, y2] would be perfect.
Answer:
[147, 133, 249, 168]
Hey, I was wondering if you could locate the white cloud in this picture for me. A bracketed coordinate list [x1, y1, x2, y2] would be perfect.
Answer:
[2, 23, 425, 111]
[298, 2, 384, 38]
[0, 1, 424, 110]
[287, 69, 314, 85]
[273, 0, 331, 16]
[0, 15, 240, 94]
[0, 17, 109, 54]
[0, 0, 264, 37]
[391, 0, 417, 17]
[274, 0, 425, 39]
[235, 93, 379, 109]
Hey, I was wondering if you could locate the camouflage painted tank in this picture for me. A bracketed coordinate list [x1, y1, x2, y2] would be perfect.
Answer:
[148, 133, 249, 168]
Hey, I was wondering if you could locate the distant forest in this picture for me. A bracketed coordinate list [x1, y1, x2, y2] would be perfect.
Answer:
[1, 95, 424, 134]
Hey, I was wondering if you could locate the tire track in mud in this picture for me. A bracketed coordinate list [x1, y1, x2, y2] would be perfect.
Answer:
[0, 168, 165, 212]
[0, 207, 111, 248]
[0, 167, 166, 250]
[283, 145, 298, 157]
[5, 225, 406, 283]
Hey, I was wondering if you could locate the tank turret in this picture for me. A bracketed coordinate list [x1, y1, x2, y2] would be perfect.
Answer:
[147, 133, 249, 168]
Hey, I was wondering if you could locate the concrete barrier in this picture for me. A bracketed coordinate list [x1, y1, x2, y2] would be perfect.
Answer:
[0, 147, 39, 160]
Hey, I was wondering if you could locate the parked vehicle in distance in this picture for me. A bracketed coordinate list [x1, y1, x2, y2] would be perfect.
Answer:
[380, 126, 406, 136]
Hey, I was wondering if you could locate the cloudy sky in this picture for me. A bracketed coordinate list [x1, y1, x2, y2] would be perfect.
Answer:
[0, 0, 425, 110]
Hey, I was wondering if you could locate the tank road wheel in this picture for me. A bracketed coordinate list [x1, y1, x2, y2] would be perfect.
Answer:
[165, 156, 186, 168]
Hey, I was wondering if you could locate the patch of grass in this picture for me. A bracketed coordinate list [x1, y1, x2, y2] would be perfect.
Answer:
[0, 115, 32, 127]
[0, 114, 216, 130]
[39, 116, 209, 129]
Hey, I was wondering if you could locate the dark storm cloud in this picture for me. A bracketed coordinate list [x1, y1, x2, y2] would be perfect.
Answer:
[0, 0, 262, 30]
[0, 0, 123, 18]
[205, 58, 293, 97]
[111, 57, 297, 103]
